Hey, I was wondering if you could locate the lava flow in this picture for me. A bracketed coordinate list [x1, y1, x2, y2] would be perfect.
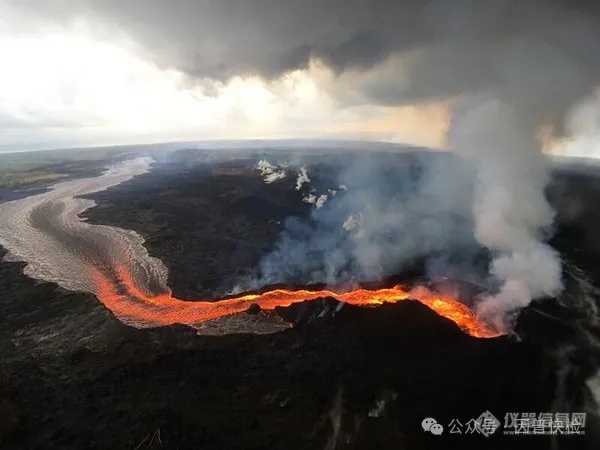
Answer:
[0, 156, 501, 340]
[90, 262, 500, 338]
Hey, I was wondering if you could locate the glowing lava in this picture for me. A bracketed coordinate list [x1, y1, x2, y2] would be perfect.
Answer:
[91, 263, 499, 338]
[0, 157, 500, 340]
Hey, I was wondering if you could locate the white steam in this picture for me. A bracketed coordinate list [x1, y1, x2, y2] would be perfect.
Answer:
[450, 96, 563, 329]
[558, 91, 600, 157]
[256, 159, 286, 183]
[250, 151, 478, 288]
[295, 166, 310, 190]
[303, 193, 328, 209]
[296, 166, 336, 209]
[342, 213, 363, 234]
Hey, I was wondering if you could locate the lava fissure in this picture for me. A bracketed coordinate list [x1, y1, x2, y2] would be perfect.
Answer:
[0, 158, 501, 340]
[91, 261, 500, 338]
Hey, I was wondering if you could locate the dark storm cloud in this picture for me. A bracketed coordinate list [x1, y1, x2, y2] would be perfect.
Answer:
[93, 0, 420, 78]
[7, 0, 600, 111]
[7, 2, 597, 72]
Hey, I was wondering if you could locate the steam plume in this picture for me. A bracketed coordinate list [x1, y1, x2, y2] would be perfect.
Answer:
[296, 167, 310, 190]
[215, 1, 600, 331]
[252, 151, 478, 287]
[256, 160, 287, 184]
[450, 96, 563, 329]
[303, 193, 329, 209]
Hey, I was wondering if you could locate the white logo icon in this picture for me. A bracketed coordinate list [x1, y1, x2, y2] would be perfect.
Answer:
[422, 417, 444, 435]
[475, 410, 501, 437]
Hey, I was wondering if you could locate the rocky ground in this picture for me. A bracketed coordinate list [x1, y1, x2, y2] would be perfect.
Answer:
[83, 151, 311, 299]
[0, 149, 599, 449]
[0, 249, 584, 449]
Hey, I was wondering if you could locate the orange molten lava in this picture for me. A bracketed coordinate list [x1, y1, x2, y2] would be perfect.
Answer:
[90, 263, 499, 338]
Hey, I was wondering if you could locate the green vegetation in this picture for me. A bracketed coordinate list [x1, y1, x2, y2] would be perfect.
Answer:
[0, 146, 126, 169]
[0, 145, 135, 188]
[0, 171, 67, 188]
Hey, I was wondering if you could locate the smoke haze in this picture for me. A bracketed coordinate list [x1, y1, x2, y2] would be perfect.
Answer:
[248, 151, 481, 289]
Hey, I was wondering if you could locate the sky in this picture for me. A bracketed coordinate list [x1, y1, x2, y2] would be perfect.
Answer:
[2, 0, 600, 156]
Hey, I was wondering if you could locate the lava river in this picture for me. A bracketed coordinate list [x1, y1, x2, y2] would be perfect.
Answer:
[90, 260, 499, 338]
[0, 157, 499, 339]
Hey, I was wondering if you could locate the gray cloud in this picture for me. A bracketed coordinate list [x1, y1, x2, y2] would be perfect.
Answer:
[8, 1, 600, 105]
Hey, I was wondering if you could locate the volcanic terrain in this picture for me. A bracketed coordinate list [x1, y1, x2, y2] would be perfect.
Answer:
[0, 148, 599, 449]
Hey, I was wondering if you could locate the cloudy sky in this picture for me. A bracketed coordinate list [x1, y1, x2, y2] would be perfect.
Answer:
[2, 0, 600, 155]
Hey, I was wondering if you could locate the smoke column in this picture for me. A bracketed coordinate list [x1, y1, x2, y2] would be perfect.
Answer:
[450, 97, 563, 329]
[251, 3, 600, 330]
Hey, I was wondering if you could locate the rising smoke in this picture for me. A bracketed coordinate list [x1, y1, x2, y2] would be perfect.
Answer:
[295, 167, 310, 190]
[251, 151, 480, 288]
[442, 25, 600, 328]
[249, 2, 600, 329]
[450, 96, 563, 329]
[255, 96, 577, 329]
[256, 159, 287, 183]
